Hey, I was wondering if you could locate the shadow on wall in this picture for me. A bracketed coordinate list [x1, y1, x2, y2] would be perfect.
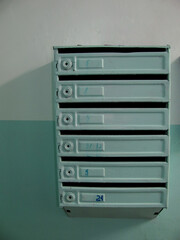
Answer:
[170, 57, 180, 123]
[0, 0, 12, 13]
[0, 63, 53, 120]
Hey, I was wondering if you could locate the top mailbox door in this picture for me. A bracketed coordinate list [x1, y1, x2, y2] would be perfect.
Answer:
[55, 52, 169, 75]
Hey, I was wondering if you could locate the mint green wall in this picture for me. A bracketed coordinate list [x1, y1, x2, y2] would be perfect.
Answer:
[0, 122, 180, 240]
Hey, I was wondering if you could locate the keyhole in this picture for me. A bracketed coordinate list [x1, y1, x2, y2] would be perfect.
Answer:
[65, 167, 74, 177]
[64, 142, 73, 151]
[66, 192, 75, 202]
[62, 59, 72, 70]
[62, 87, 72, 97]
[63, 114, 73, 124]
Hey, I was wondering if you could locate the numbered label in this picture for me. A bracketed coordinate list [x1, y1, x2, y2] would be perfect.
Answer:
[96, 195, 104, 202]
[85, 169, 88, 176]
[80, 193, 105, 202]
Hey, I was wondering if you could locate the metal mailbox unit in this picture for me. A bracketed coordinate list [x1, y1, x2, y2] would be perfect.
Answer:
[53, 45, 170, 218]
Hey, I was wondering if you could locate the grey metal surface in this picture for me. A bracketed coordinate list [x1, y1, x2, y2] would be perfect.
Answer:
[59, 187, 167, 208]
[57, 108, 169, 130]
[59, 162, 168, 183]
[54, 52, 169, 75]
[56, 80, 169, 102]
[57, 135, 169, 157]
[53, 45, 170, 218]
[63, 207, 163, 219]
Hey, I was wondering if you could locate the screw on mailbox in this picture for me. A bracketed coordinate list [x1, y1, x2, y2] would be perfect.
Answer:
[62, 87, 72, 98]
[64, 142, 74, 151]
[63, 114, 73, 124]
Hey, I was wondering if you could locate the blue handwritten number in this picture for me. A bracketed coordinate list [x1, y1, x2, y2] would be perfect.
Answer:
[85, 169, 88, 176]
[84, 87, 88, 95]
[86, 115, 90, 122]
[96, 143, 102, 151]
[96, 195, 103, 202]
[86, 143, 92, 150]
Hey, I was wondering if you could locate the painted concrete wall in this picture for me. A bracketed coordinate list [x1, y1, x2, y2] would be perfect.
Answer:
[0, 1, 180, 240]
[0, 0, 180, 123]
[1, 122, 180, 240]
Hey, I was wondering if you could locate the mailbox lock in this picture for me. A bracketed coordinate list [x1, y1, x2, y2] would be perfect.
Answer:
[63, 114, 73, 125]
[62, 59, 72, 70]
[66, 192, 75, 202]
[64, 141, 74, 151]
[64, 167, 75, 177]
[62, 87, 73, 98]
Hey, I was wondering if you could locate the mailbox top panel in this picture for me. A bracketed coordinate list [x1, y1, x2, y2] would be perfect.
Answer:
[54, 45, 170, 76]
[53, 45, 170, 51]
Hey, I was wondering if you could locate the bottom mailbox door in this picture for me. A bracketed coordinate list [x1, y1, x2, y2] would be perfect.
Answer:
[60, 187, 167, 208]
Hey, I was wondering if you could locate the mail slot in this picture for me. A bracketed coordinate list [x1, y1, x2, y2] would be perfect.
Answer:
[57, 80, 169, 102]
[55, 52, 169, 75]
[57, 135, 169, 157]
[57, 108, 169, 130]
[60, 187, 167, 208]
[59, 162, 168, 183]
